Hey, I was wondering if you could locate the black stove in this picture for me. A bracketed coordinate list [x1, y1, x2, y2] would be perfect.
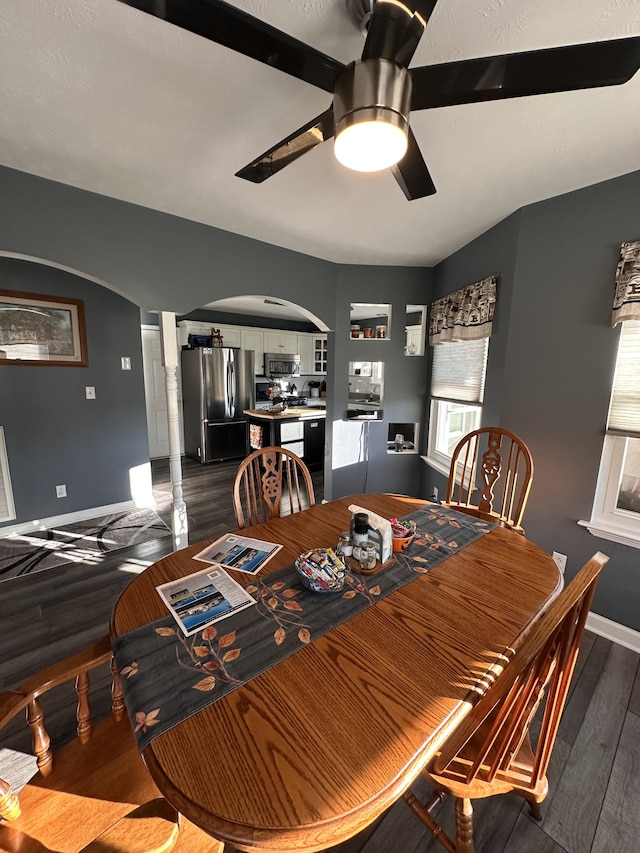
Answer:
[273, 396, 308, 407]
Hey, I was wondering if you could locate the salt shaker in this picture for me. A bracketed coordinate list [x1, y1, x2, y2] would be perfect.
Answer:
[337, 532, 353, 557]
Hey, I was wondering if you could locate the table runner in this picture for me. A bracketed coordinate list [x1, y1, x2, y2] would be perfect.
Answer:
[113, 504, 494, 750]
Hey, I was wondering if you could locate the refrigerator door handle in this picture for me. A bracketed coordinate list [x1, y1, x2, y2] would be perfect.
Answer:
[227, 359, 235, 416]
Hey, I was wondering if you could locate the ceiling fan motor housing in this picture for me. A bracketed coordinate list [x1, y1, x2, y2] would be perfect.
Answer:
[333, 58, 412, 142]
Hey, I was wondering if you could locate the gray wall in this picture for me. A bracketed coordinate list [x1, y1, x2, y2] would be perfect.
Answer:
[0, 258, 149, 527]
[421, 170, 640, 632]
[0, 165, 335, 325]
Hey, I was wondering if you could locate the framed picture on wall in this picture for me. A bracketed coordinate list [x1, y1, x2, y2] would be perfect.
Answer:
[0, 289, 88, 366]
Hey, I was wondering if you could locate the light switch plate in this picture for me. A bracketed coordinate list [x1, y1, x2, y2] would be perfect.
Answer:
[121, 357, 131, 370]
[85, 386, 96, 399]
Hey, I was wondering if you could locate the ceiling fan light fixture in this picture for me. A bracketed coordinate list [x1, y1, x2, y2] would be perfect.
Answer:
[334, 112, 408, 172]
[334, 58, 412, 173]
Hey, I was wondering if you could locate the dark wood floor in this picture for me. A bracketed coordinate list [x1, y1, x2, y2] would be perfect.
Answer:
[1, 459, 639, 853]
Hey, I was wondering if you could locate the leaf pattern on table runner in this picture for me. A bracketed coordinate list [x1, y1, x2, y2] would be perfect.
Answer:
[114, 504, 494, 750]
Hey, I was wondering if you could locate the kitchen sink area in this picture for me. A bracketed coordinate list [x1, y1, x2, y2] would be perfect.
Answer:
[348, 360, 384, 419]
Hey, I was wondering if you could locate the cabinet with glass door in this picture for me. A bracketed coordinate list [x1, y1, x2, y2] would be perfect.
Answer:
[312, 335, 328, 374]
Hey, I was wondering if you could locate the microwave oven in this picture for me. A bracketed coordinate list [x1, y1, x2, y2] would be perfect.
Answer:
[264, 353, 301, 377]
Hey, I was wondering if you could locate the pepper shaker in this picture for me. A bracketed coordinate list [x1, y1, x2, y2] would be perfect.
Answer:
[359, 541, 377, 571]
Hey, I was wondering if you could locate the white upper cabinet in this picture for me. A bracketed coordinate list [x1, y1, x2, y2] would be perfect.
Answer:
[263, 331, 298, 354]
[297, 335, 314, 374]
[241, 329, 264, 375]
[177, 321, 241, 348]
[177, 322, 320, 377]
[214, 325, 242, 347]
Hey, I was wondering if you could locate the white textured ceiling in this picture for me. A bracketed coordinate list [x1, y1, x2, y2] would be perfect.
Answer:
[1, 0, 639, 268]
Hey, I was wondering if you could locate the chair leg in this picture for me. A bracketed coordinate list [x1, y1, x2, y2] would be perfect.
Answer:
[454, 797, 475, 853]
[0, 778, 22, 822]
[403, 790, 457, 853]
[527, 797, 543, 821]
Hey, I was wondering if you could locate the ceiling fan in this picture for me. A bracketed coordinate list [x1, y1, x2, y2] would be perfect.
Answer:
[118, 0, 640, 200]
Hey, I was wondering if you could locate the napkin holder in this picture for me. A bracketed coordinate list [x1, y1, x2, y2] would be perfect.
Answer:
[348, 504, 393, 564]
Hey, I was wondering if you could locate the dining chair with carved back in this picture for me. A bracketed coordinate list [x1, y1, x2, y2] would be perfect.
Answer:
[441, 427, 534, 533]
[232, 444, 315, 529]
[403, 550, 609, 853]
[0, 635, 220, 852]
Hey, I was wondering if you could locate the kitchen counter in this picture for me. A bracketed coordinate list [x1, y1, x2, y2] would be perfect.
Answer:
[245, 408, 326, 470]
[243, 407, 326, 421]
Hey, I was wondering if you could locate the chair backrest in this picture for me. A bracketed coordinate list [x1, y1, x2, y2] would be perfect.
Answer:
[0, 635, 123, 822]
[431, 551, 609, 791]
[444, 427, 534, 531]
[232, 445, 315, 529]
[0, 637, 214, 851]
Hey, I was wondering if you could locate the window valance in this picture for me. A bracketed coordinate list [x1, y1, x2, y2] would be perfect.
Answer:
[612, 240, 640, 326]
[428, 275, 497, 345]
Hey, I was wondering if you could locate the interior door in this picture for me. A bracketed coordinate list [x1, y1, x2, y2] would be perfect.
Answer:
[141, 326, 184, 459]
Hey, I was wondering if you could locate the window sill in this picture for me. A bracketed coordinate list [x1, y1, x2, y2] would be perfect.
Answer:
[577, 518, 640, 550]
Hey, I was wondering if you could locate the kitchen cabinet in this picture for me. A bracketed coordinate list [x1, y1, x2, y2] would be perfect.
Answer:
[176, 320, 241, 348]
[279, 419, 305, 458]
[303, 417, 325, 470]
[215, 325, 242, 347]
[241, 329, 264, 374]
[177, 320, 208, 349]
[311, 335, 328, 374]
[297, 335, 313, 374]
[177, 322, 322, 377]
[263, 331, 298, 354]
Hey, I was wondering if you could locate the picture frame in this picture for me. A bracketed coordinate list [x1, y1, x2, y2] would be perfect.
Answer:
[0, 289, 88, 366]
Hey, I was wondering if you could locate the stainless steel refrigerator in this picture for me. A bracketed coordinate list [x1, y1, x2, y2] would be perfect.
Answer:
[181, 347, 255, 463]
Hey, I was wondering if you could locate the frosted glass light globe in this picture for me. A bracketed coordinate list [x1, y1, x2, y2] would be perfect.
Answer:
[334, 119, 408, 173]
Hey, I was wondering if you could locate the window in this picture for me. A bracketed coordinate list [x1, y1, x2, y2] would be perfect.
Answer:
[426, 338, 489, 477]
[580, 321, 640, 548]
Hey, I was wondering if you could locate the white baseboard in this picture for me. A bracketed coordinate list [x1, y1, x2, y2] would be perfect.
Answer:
[0, 500, 139, 539]
[586, 611, 640, 654]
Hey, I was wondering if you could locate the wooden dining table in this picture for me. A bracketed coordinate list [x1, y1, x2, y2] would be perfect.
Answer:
[110, 494, 562, 853]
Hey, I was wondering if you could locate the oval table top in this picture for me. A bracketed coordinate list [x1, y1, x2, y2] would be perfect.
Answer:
[110, 494, 561, 853]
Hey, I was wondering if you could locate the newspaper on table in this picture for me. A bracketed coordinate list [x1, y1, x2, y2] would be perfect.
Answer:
[156, 565, 257, 637]
[192, 533, 283, 575]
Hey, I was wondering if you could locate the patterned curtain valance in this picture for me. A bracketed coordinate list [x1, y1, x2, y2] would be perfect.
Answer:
[612, 241, 640, 326]
[428, 275, 497, 345]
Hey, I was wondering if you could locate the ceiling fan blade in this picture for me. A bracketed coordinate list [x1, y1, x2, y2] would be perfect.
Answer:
[391, 128, 436, 200]
[410, 36, 640, 110]
[236, 109, 335, 183]
[362, 1, 439, 66]
[118, 0, 344, 93]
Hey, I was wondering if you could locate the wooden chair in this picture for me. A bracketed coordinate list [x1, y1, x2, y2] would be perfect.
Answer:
[442, 427, 534, 533]
[232, 445, 315, 529]
[0, 635, 221, 852]
[403, 551, 609, 853]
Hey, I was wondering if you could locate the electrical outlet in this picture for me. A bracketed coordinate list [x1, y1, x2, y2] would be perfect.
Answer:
[56, 484, 67, 498]
[552, 551, 567, 573]
[85, 386, 96, 399]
